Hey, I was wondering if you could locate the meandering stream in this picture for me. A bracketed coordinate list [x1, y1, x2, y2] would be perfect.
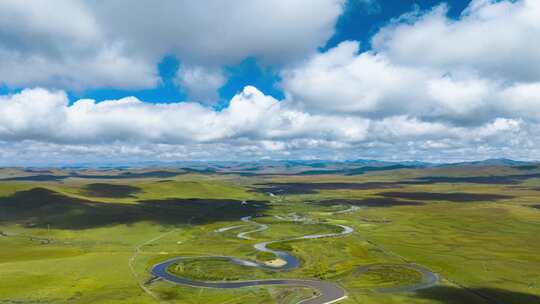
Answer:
[151, 213, 438, 304]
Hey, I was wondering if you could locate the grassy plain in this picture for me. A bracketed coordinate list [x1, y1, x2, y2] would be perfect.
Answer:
[0, 165, 539, 303]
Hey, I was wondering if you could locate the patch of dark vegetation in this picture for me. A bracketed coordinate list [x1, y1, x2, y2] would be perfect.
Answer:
[0, 174, 67, 181]
[186, 167, 259, 176]
[513, 165, 539, 171]
[531, 205, 540, 210]
[311, 198, 423, 207]
[72, 170, 183, 179]
[24, 169, 53, 174]
[304, 162, 326, 168]
[414, 286, 540, 304]
[242, 166, 262, 171]
[298, 164, 416, 176]
[83, 183, 142, 198]
[250, 172, 540, 195]
[379, 192, 513, 202]
[0, 188, 268, 229]
[237, 172, 258, 176]
[179, 168, 218, 174]
[295, 169, 345, 175]
[0, 171, 183, 182]
[403, 172, 540, 185]
[250, 182, 402, 195]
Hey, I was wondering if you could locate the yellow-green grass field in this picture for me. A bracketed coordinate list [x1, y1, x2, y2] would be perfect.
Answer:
[1, 166, 540, 303]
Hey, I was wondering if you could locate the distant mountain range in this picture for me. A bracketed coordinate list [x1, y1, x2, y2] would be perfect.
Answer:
[13, 158, 537, 176]
[174, 158, 539, 176]
[436, 158, 534, 167]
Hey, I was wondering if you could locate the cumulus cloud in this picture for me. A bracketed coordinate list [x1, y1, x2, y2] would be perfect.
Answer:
[282, 41, 428, 116]
[282, 37, 540, 125]
[92, 0, 344, 65]
[283, 42, 488, 123]
[0, 0, 157, 90]
[175, 66, 226, 104]
[0, 84, 535, 164]
[0, 0, 344, 92]
[0, 87, 370, 145]
[372, 0, 540, 82]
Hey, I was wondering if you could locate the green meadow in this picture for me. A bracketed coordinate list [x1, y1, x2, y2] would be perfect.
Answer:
[1, 166, 539, 303]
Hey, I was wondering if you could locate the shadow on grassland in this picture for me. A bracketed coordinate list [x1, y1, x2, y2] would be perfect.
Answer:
[379, 192, 513, 202]
[311, 198, 424, 207]
[0, 188, 268, 229]
[0, 170, 183, 182]
[414, 286, 540, 304]
[0, 174, 65, 181]
[513, 165, 539, 171]
[250, 182, 402, 195]
[83, 183, 142, 198]
[250, 171, 540, 196]
[402, 173, 540, 185]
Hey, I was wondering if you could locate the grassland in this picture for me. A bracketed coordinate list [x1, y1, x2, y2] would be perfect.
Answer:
[0, 165, 539, 303]
[168, 258, 276, 281]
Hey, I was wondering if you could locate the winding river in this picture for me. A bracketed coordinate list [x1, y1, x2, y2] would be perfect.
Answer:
[151, 215, 438, 304]
[152, 216, 351, 303]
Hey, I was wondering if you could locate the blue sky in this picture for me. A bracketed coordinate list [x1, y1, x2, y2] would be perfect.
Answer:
[325, 0, 471, 50]
[0, 0, 539, 165]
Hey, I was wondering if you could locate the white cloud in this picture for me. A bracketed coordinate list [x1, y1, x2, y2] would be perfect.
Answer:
[499, 83, 540, 121]
[0, 88, 69, 141]
[91, 0, 344, 65]
[372, 0, 540, 82]
[0, 85, 536, 164]
[176, 66, 226, 104]
[0, 0, 345, 93]
[281, 38, 540, 125]
[0, 1, 157, 90]
[282, 41, 428, 115]
[0, 86, 370, 145]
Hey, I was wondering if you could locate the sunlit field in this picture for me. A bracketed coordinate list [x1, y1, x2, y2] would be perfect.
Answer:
[1, 165, 539, 304]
